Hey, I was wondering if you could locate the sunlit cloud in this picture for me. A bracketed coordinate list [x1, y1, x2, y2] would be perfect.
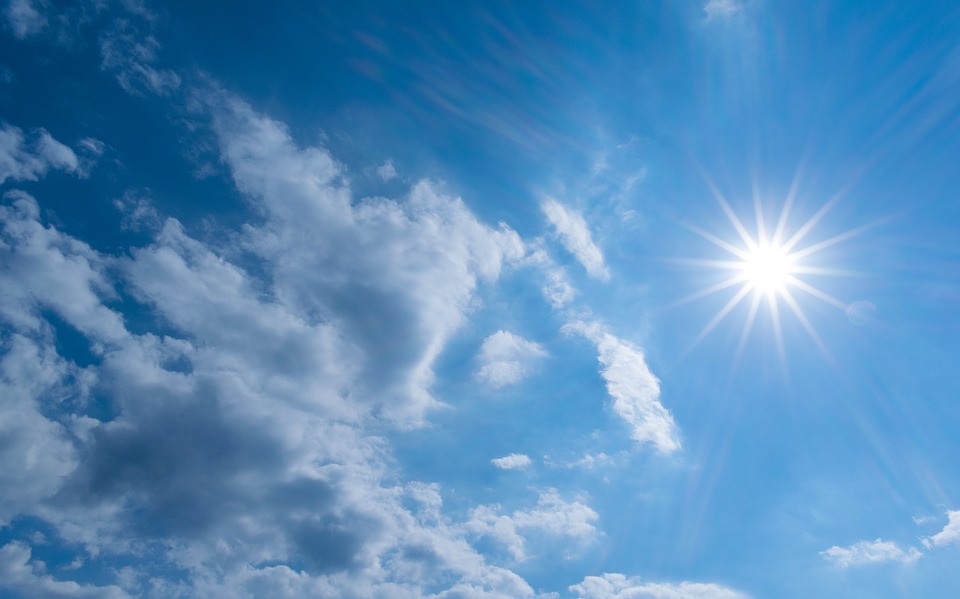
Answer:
[542, 197, 611, 281]
[492, 453, 533, 470]
[820, 538, 922, 568]
[923, 510, 960, 548]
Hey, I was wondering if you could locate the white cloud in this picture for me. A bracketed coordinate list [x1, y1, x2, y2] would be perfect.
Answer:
[923, 510, 960, 548]
[820, 538, 922, 568]
[4, 0, 47, 39]
[99, 22, 180, 96]
[0, 542, 132, 599]
[377, 159, 398, 181]
[465, 489, 599, 561]
[570, 573, 749, 598]
[524, 243, 577, 309]
[476, 330, 548, 388]
[703, 0, 741, 20]
[0, 125, 82, 184]
[492, 453, 533, 470]
[541, 197, 610, 281]
[565, 322, 680, 453]
[203, 90, 524, 423]
[0, 90, 567, 598]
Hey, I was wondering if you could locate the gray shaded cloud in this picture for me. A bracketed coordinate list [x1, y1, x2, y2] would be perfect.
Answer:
[0, 542, 132, 599]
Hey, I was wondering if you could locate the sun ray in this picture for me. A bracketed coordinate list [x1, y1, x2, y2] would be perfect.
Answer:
[698, 170, 757, 249]
[684, 222, 751, 259]
[779, 287, 831, 359]
[785, 275, 848, 310]
[768, 292, 788, 370]
[733, 291, 763, 371]
[680, 174, 866, 364]
[683, 283, 754, 356]
[671, 274, 749, 307]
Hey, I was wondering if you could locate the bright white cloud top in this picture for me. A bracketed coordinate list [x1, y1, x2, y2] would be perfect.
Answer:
[476, 330, 548, 388]
[924, 510, 960, 548]
[492, 453, 534, 470]
[542, 197, 611, 281]
[0, 1, 958, 598]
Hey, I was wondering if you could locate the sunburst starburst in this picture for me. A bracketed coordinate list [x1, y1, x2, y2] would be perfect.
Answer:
[677, 175, 872, 365]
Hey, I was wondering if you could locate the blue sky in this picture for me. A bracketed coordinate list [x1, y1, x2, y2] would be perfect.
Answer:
[1, 0, 959, 597]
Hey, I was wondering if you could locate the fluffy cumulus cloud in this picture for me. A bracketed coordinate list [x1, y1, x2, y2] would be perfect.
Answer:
[566, 321, 680, 453]
[923, 510, 960, 548]
[820, 539, 922, 568]
[541, 197, 610, 281]
[570, 573, 749, 598]
[476, 330, 548, 388]
[0, 125, 84, 184]
[465, 489, 599, 561]
[0, 87, 578, 598]
[492, 453, 533, 470]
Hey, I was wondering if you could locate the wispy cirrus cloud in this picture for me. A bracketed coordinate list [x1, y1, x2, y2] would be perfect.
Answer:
[492, 453, 533, 470]
[565, 321, 680, 453]
[541, 197, 610, 281]
[820, 538, 922, 568]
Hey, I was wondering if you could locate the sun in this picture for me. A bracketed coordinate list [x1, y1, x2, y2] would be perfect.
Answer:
[677, 175, 873, 363]
[741, 241, 795, 295]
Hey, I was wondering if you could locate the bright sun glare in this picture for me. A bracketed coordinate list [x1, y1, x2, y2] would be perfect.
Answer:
[741, 242, 794, 295]
[679, 175, 873, 363]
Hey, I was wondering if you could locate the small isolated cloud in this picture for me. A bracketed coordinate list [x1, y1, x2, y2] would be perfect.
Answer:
[570, 572, 749, 598]
[541, 197, 610, 281]
[377, 159, 397, 181]
[476, 330, 548, 389]
[923, 510, 960, 548]
[820, 538, 922, 568]
[567, 453, 612, 469]
[99, 22, 180, 96]
[4, 0, 47, 39]
[0, 124, 81, 184]
[704, 0, 741, 20]
[492, 453, 532, 470]
[113, 189, 161, 231]
[565, 322, 680, 453]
